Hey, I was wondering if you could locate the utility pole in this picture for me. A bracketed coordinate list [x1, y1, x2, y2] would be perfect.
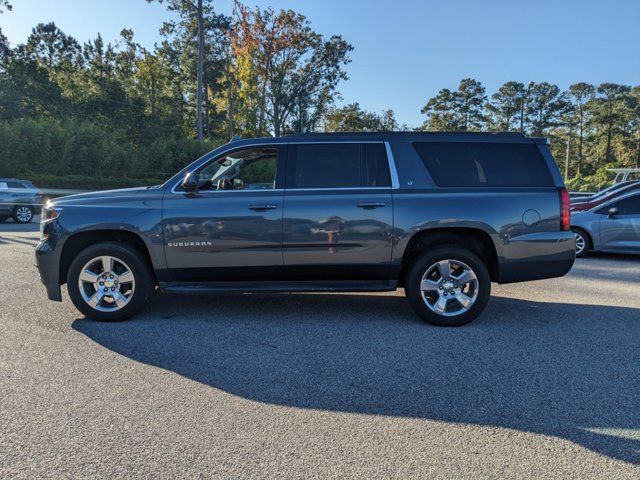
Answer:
[520, 82, 534, 134]
[196, 0, 204, 144]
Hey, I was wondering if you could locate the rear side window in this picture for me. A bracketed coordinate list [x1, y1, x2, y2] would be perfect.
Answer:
[288, 143, 390, 189]
[7, 182, 25, 188]
[413, 142, 554, 187]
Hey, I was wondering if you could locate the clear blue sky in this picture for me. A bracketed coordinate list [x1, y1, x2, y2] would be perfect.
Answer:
[2, 0, 639, 127]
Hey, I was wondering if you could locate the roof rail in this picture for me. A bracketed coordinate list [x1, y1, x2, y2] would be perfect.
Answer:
[285, 131, 528, 137]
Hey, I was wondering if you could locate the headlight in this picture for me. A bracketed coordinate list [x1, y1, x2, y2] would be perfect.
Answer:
[41, 205, 62, 223]
[40, 204, 62, 241]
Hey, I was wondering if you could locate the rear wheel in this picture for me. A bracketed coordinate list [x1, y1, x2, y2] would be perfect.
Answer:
[67, 242, 154, 321]
[13, 205, 34, 223]
[571, 228, 590, 258]
[405, 246, 491, 327]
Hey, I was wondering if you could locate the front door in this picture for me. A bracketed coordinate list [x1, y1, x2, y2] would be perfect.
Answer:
[162, 145, 286, 281]
[282, 142, 394, 280]
[599, 194, 640, 253]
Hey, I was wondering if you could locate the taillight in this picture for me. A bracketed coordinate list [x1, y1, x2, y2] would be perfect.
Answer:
[559, 187, 570, 231]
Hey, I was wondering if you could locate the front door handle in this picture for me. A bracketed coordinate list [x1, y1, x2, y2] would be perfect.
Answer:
[357, 202, 386, 209]
[248, 204, 278, 212]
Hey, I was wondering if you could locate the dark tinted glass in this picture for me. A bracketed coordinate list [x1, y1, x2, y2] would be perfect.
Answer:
[413, 142, 554, 187]
[7, 182, 25, 188]
[612, 195, 640, 215]
[361, 143, 391, 187]
[289, 143, 390, 189]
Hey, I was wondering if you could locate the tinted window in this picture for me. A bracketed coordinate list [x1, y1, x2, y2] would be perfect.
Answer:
[413, 142, 554, 187]
[611, 195, 640, 215]
[362, 143, 391, 187]
[289, 143, 390, 189]
[7, 182, 25, 188]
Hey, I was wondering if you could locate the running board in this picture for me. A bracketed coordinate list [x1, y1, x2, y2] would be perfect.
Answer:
[160, 280, 397, 294]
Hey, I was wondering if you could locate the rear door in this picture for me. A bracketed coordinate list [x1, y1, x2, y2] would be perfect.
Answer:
[598, 194, 640, 253]
[282, 141, 395, 280]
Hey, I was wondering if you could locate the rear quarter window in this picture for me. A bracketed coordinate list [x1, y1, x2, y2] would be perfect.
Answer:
[413, 142, 554, 187]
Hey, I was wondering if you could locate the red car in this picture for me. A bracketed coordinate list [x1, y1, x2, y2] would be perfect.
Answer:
[571, 181, 640, 212]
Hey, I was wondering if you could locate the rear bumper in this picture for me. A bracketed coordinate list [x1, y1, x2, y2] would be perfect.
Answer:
[498, 231, 575, 283]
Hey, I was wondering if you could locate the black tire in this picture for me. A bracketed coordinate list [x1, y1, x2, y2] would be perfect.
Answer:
[404, 245, 491, 327]
[571, 227, 591, 258]
[0, 216, 7, 223]
[67, 241, 154, 321]
[12, 205, 34, 223]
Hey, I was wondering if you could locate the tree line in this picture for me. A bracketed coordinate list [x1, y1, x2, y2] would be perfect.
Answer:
[0, 1, 637, 191]
[0, 1, 352, 188]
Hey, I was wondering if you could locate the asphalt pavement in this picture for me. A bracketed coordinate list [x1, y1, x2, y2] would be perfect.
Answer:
[0, 221, 639, 478]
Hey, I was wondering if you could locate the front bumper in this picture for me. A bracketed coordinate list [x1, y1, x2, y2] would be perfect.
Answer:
[498, 231, 576, 283]
[35, 230, 63, 302]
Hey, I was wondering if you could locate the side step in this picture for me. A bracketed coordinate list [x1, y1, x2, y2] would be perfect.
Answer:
[160, 280, 397, 294]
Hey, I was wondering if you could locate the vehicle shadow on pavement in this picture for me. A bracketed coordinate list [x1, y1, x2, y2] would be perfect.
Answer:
[73, 293, 640, 464]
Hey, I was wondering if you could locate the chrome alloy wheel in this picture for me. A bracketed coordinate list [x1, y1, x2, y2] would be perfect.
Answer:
[15, 206, 33, 223]
[574, 231, 586, 256]
[420, 259, 479, 317]
[78, 256, 135, 312]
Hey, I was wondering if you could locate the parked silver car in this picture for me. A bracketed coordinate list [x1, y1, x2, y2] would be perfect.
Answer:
[571, 191, 640, 257]
[0, 178, 45, 223]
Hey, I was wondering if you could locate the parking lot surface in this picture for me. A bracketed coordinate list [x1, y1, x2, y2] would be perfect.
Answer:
[1, 221, 639, 478]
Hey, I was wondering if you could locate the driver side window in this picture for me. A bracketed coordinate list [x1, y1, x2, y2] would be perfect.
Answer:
[197, 147, 279, 191]
[612, 195, 640, 215]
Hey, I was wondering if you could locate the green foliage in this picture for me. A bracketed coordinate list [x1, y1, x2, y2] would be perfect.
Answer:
[564, 165, 620, 192]
[0, 118, 216, 188]
[0, 2, 352, 190]
[323, 103, 399, 132]
[420, 79, 487, 131]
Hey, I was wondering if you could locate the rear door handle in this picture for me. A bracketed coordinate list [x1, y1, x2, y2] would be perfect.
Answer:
[357, 202, 386, 209]
[248, 204, 278, 212]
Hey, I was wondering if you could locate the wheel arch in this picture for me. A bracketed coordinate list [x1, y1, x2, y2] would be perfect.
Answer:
[570, 226, 593, 252]
[398, 227, 500, 286]
[59, 229, 157, 286]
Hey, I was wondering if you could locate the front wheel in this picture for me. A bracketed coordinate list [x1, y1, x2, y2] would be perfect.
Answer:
[405, 246, 491, 327]
[13, 205, 34, 223]
[67, 242, 154, 321]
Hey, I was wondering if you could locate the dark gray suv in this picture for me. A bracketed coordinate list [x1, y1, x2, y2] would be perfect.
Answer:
[36, 132, 575, 326]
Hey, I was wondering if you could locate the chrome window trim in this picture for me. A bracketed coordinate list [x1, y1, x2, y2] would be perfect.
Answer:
[170, 140, 400, 194]
[285, 187, 392, 192]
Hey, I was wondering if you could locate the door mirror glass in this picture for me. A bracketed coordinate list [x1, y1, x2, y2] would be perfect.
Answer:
[181, 171, 200, 191]
[607, 207, 618, 218]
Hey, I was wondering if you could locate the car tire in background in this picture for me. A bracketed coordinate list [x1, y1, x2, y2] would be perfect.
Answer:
[571, 227, 591, 258]
[404, 246, 491, 327]
[12, 205, 34, 224]
[67, 241, 155, 321]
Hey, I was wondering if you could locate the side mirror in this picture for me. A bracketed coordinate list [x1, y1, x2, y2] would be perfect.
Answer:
[607, 207, 618, 218]
[181, 172, 199, 191]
